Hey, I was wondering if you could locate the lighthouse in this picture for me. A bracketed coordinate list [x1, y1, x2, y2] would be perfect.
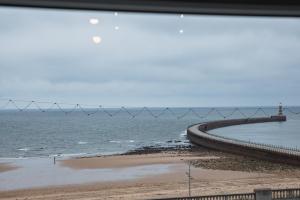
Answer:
[278, 102, 283, 116]
[271, 103, 286, 121]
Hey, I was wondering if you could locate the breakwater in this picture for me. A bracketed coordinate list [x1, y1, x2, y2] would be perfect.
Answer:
[187, 115, 300, 166]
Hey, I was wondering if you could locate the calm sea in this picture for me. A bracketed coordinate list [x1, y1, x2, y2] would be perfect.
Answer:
[0, 107, 299, 158]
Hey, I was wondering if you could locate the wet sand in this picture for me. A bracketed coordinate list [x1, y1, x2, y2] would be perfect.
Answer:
[61, 153, 220, 169]
[0, 163, 18, 173]
[1, 146, 300, 199]
[0, 164, 276, 200]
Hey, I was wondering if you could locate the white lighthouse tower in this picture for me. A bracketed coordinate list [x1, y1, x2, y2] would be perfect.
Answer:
[278, 102, 283, 116]
[271, 103, 286, 121]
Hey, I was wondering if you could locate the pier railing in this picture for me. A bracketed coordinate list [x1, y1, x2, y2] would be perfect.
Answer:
[204, 130, 300, 156]
[187, 117, 300, 166]
[272, 188, 300, 200]
[157, 193, 255, 200]
[158, 193, 255, 200]
[153, 188, 300, 200]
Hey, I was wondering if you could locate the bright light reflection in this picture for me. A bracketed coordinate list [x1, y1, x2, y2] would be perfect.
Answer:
[180, 14, 184, 18]
[92, 36, 102, 44]
[179, 29, 184, 34]
[89, 18, 99, 25]
[115, 26, 119, 30]
[114, 12, 118, 16]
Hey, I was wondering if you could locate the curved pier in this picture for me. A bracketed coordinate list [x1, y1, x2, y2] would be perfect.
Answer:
[187, 115, 300, 166]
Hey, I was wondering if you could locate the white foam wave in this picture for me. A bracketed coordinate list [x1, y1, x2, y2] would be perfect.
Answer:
[0, 157, 28, 160]
[17, 148, 30, 151]
[109, 140, 135, 144]
[78, 141, 88, 145]
[109, 140, 121, 143]
[49, 153, 87, 158]
[180, 130, 187, 137]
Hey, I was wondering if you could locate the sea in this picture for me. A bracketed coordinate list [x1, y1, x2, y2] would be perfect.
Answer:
[0, 107, 300, 158]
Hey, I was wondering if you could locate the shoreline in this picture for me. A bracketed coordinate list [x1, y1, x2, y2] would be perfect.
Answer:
[60, 145, 219, 169]
[63, 144, 300, 173]
[0, 163, 18, 173]
[2, 144, 300, 173]
[1, 145, 300, 199]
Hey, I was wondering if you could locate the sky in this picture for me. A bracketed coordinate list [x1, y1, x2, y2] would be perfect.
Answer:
[0, 7, 300, 107]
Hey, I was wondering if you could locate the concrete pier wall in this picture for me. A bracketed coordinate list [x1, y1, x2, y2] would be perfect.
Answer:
[187, 116, 300, 166]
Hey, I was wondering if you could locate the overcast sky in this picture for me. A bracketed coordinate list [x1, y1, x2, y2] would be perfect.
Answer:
[0, 7, 300, 107]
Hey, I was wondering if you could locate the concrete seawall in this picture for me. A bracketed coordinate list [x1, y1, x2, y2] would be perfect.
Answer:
[187, 116, 300, 166]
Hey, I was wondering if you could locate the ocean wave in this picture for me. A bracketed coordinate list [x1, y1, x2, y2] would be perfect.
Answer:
[180, 130, 187, 137]
[109, 140, 121, 143]
[109, 140, 135, 143]
[0, 157, 28, 160]
[49, 153, 87, 158]
[78, 141, 88, 145]
[17, 148, 30, 151]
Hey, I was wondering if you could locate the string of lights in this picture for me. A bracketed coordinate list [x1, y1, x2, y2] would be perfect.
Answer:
[1, 98, 299, 119]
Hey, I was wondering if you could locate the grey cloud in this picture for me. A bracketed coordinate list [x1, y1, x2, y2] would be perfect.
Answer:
[0, 7, 300, 107]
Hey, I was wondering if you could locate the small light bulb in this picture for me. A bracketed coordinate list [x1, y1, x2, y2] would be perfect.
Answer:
[179, 29, 184, 34]
[92, 36, 102, 44]
[89, 18, 99, 25]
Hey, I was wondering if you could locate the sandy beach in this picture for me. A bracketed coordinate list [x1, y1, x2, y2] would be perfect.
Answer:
[1, 146, 300, 200]
[61, 153, 219, 169]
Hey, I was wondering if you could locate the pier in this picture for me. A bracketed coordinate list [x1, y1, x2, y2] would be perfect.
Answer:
[187, 108, 300, 166]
